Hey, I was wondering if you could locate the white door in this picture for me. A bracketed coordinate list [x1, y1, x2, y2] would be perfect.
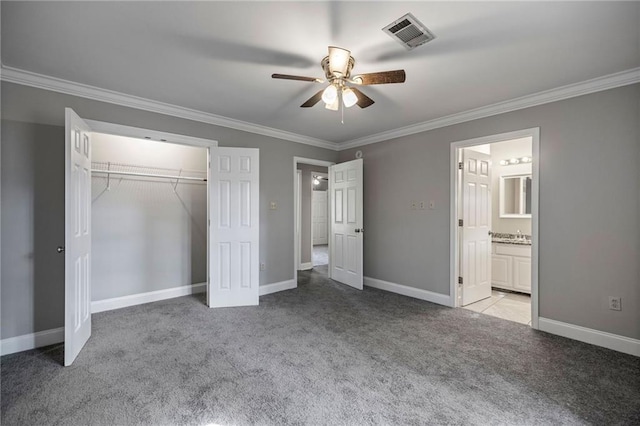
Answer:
[329, 159, 363, 290]
[64, 108, 92, 366]
[209, 147, 260, 308]
[312, 190, 328, 245]
[461, 148, 492, 305]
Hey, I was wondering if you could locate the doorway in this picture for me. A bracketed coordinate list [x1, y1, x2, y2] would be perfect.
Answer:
[450, 128, 540, 329]
[90, 133, 208, 310]
[294, 158, 333, 281]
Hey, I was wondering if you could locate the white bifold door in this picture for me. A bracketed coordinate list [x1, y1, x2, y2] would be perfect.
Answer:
[329, 159, 363, 290]
[461, 148, 492, 306]
[64, 108, 93, 366]
[208, 148, 260, 308]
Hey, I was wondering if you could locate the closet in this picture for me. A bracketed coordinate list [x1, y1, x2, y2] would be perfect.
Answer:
[90, 133, 207, 306]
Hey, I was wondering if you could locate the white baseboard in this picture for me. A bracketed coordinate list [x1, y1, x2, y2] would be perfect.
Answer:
[538, 317, 640, 357]
[299, 262, 313, 271]
[1, 327, 64, 356]
[364, 276, 452, 306]
[260, 279, 296, 296]
[91, 282, 206, 314]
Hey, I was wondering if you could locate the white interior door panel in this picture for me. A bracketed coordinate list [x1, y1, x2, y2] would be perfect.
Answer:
[64, 108, 92, 366]
[209, 147, 260, 308]
[329, 159, 363, 290]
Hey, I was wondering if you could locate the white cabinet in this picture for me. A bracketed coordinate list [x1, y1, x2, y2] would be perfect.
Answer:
[491, 243, 531, 293]
[491, 254, 512, 288]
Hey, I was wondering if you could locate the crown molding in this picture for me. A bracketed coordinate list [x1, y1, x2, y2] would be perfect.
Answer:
[2, 64, 638, 152]
[338, 67, 640, 150]
[0, 64, 339, 151]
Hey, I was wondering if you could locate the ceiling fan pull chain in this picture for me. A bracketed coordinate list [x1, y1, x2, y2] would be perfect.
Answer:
[341, 96, 345, 124]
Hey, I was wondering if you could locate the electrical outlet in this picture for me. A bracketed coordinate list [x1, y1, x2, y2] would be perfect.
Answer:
[608, 296, 621, 311]
[260, 263, 266, 271]
[419, 201, 426, 210]
[269, 201, 277, 210]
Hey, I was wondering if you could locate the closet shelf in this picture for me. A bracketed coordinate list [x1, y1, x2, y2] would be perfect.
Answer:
[91, 169, 206, 182]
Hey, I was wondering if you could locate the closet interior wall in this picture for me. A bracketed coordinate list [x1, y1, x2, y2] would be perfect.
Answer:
[91, 134, 207, 302]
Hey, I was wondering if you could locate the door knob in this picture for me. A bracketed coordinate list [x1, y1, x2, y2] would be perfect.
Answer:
[57, 246, 65, 253]
[355, 229, 360, 233]
[355, 228, 363, 233]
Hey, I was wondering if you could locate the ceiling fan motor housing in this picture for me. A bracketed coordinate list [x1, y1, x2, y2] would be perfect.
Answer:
[321, 55, 355, 81]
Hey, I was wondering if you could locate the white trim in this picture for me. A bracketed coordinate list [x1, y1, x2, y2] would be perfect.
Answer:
[259, 279, 296, 296]
[86, 120, 218, 148]
[91, 283, 206, 314]
[3, 64, 638, 151]
[539, 317, 640, 357]
[299, 262, 313, 271]
[1, 327, 64, 356]
[339, 67, 640, 149]
[364, 277, 451, 306]
[530, 130, 540, 329]
[0, 64, 338, 151]
[450, 128, 540, 328]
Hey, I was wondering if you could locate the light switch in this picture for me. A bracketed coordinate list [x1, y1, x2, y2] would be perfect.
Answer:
[270, 201, 277, 210]
[429, 200, 435, 209]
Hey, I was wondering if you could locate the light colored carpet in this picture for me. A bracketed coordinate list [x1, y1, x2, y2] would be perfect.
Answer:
[2, 269, 639, 425]
[312, 244, 328, 266]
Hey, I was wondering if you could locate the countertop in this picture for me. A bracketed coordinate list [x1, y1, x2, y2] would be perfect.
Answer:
[492, 238, 531, 246]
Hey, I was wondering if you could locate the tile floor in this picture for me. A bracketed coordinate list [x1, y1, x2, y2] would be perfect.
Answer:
[462, 289, 532, 325]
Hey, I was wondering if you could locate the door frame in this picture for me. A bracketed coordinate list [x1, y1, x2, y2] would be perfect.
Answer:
[293, 157, 334, 286]
[296, 170, 302, 270]
[86, 119, 218, 303]
[450, 128, 540, 329]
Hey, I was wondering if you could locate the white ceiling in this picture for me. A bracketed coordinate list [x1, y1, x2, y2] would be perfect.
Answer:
[2, 2, 639, 145]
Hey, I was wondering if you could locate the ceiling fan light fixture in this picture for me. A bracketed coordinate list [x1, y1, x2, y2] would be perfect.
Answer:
[325, 97, 340, 111]
[342, 87, 358, 108]
[321, 84, 338, 104]
[328, 46, 351, 77]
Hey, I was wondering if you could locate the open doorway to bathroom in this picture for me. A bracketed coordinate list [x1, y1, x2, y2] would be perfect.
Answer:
[451, 128, 539, 328]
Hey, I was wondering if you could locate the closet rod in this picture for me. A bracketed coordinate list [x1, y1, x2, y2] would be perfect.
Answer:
[91, 169, 206, 182]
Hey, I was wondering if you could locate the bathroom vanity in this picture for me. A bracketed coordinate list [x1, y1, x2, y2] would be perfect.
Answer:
[491, 239, 531, 294]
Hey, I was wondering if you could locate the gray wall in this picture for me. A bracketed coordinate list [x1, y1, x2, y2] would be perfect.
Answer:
[1, 121, 66, 340]
[1, 82, 338, 339]
[340, 84, 640, 340]
[297, 164, 328, 265]
[91, 134, 207, 300]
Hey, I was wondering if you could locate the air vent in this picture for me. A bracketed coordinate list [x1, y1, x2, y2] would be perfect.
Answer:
[383, 13, 435, 50]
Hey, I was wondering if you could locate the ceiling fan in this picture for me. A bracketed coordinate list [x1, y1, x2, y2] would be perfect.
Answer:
[272, 46, 406, 111]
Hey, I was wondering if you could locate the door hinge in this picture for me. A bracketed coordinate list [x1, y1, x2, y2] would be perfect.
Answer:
[458, 162, 463, 170]
[458, 219, 463, 227]
[458, 276, 463, 285]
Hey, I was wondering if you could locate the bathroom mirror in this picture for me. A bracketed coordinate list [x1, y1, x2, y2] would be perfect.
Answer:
[500, 174, 532, 218]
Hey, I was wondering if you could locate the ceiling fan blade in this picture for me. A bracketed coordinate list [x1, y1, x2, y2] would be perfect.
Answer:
[272, 74, 323, 83]
[351, 87, 375, 108]
[300, 90, 325, 108]
[353, 70, 406, 85]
